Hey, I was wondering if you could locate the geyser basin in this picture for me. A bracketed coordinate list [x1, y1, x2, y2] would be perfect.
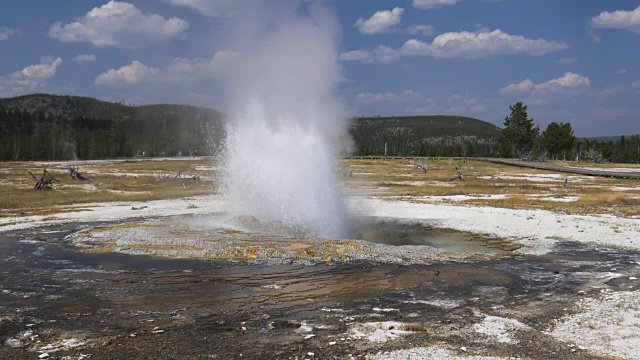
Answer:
[350, 219, 508, 255]
[223, 215, 510, 255]
[68, 215, 513, 265]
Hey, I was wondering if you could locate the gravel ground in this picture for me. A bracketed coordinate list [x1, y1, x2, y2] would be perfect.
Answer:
[367, 346, 522, 360]
[548, 289, 640, 359]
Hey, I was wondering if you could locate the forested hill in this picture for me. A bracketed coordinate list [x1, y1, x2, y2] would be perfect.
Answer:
[583, 135, 640, 143]
[0, 94, 503, 161]
[0, 94, 225, 160]
[351, 115, 502, 157]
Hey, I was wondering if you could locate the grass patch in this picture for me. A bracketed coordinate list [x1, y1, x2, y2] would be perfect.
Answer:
[343, 159, 640, 217]
[0, 158, 217, 214]
[2, 157, 639, 219]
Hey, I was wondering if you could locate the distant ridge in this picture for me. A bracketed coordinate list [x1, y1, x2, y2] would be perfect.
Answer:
[0, 94, 224, 160]
[0, 94, 507, 159]
[582, 135, 640, 143]
[350, 115, 502, 156]
[6, 93, 592, 159]
[0, 93, 222, 119]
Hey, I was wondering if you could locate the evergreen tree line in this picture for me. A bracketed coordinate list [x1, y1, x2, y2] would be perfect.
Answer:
[355, 136, 496, 158]
[351, 115, 501, 158]
[0, 105, 224, 161]
[579, 136, 640, 163]
[0, 95, 637, 163]
[499, 102, 640, 164]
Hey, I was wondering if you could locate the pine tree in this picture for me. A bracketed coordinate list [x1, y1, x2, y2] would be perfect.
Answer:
[542, 122, 577, 160]
[417, 140, 427, 156]
[502, 102, 539, 159]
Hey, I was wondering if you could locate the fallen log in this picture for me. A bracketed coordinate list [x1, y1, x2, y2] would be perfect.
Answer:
[447, 170, 465, 182]
[158, 168, 199, 181]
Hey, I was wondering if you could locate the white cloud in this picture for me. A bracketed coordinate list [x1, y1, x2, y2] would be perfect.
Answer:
[501, 73, 591, 102]
[95, 61, 159, 87]
[591, 5, 640, 34]
[356, 93, 489, 117]
[400, 29, 567, 59]
[72, 54, 96, 63]
[500, 79, 534, 96]
[555, 57, 576, 64]
[167, 0, 235, 17]
[407, 25, 436, 36]
[373, 45, 401, 64]
[338, 47, 400, 64]
[22, 57, 63, 80]
[348, 28, 563, 64]
[598, 84, 626, 100]
[356, 90, 423, 104]
[355, 7, 404, 35]
[95, 51, 238, 87]
[48, 1, 189, 48]
[0, 26, 19, 41]
[0, 57, 63, 97]
[616, 68, 627, 75]
[412, 0, 460, 10]
[632, 80, 640, 89]
[404, 95, 484, 115]
[162, 50, 238, 82]
[447, 94, 485, 113]
[535, 72, 590, 90]
[339, 50, 374, 63]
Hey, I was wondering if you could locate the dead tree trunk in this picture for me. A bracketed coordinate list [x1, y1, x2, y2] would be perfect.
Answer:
[69, 166, 88, 181]
[28, 169, 60, 190]
[175, 168, 186, 179]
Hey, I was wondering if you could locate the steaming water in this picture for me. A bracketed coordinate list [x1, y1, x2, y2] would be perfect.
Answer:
[221, 1, 349, 238]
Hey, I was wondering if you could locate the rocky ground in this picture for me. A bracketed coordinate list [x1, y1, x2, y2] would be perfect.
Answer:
[1, 215, 639, 359]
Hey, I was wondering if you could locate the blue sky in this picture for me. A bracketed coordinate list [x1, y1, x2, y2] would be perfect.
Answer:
[1, 0, 639, 136]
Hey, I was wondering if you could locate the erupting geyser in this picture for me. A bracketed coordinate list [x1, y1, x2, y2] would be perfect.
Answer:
[222, 1, 349, 238]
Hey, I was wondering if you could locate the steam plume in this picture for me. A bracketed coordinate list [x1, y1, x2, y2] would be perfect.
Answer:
[221, 0, 349, 238]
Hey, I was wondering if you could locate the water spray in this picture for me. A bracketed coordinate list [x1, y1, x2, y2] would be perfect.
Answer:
[221, 0, 349, 238]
